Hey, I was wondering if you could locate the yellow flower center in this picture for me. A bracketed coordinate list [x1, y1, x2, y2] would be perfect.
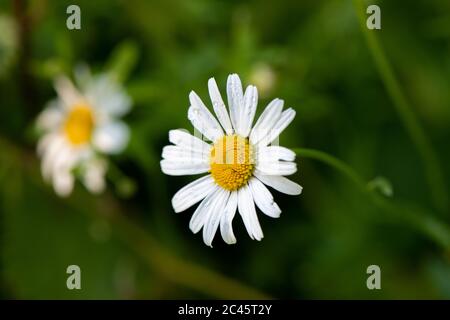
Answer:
[210, 134, 254, 191]
[63, 104, 95, 145]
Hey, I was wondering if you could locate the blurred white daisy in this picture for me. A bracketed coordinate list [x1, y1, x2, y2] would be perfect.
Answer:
[161, 73, 302, 246]
[36, 68, 131, 197]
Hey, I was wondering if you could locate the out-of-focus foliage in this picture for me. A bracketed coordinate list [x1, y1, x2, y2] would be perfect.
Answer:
[0, 0, 449, 299]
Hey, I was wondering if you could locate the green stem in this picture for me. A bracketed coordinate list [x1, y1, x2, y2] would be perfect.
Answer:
[293, 148, 366, 190]
[352, 0, 448, 213]
[104, 207, 271, 299]
[0, 136, 270, 299]
[293, 147, 450, 250]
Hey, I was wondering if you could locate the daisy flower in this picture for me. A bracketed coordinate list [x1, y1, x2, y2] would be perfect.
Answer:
[161, 73, 302, 246]
[36, 68, 131, 197]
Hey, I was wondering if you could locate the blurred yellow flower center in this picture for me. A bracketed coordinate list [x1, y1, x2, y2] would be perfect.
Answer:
[64, 104, 94, 145]
[210, 134, 254, 191]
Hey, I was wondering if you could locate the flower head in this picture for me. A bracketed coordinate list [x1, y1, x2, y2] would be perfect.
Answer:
[161, 73, 302, 246]
[36, 67, 131, 196]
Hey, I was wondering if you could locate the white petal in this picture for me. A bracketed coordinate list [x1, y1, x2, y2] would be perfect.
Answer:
[37, 132, 58, 157]
[40, 135, 68, 180]
[257, 108, 296, 146]
[240, 85, 258, 137]
[93, 121, 130, 154]
[73, 63, 91, 91]
[248, 178, 281, 218]
[237, 184, 263, 241]
[36, 102, 63, 131]
[249, 98, 283, 144]
[85, 74, 131, 117]
[52, 169, 74, 197]
[188, 91, 223, 142]
[257, 146, 296, 162]
[203, 189, 229, 247]
[171, 175, 215, 213]
[208, 77, 233, 135]
[256, 161, 297, 176]
[220, 191, 238, 244]
[82, 158, 107, 194]
[226, 74, 244, 133]
[189, 185, 221, 234]
[162, 145, 208, 162]
[51, 144, 79, 173]
[54, 76, 82, 108]
[254, 172, 303, 195]
[160, 159, 209, 176]
[169, 129, 211, 154]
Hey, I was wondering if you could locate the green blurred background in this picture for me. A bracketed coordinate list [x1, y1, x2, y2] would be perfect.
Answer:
[0, 0, 449, 299]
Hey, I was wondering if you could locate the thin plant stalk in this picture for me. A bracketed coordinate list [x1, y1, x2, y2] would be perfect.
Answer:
[0, 136, 271, 299]
[352, 0, 448, 214]
[293, 147, 450, 251]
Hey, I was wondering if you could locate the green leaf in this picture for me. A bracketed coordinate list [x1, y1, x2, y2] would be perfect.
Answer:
[106, 41, 139, 83]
